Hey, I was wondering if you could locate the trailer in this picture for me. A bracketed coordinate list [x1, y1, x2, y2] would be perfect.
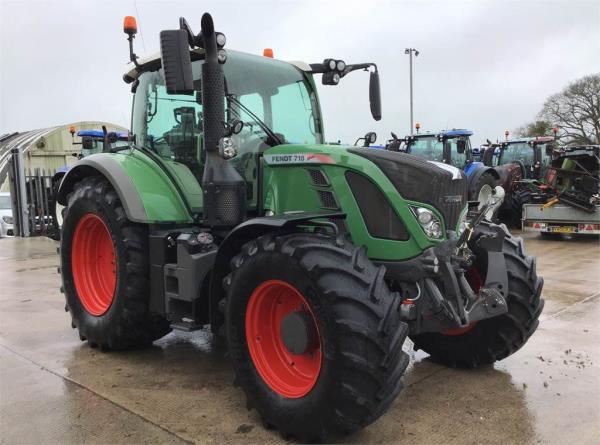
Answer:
[522, 203, 600, 235]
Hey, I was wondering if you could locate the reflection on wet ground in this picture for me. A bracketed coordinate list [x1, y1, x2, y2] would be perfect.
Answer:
[0, 232, 598, 444]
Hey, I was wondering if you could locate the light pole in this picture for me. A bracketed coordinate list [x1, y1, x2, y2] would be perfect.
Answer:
[405, 48, 419, 134]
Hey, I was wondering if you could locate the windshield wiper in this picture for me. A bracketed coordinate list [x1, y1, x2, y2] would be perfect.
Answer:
[227, 94, 283, 145]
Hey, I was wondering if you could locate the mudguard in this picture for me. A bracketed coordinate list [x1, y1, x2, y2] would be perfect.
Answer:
[466, 162, 499, 196]
[208, 211, 345, 332]
[56, 152, 193, 224]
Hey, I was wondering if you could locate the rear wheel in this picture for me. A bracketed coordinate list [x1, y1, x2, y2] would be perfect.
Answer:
[501, 187, 532, 229]
[411, 222, 544, 368]
[60, 176, 170, 350]
[469, 171, 497, 203]
[49, 178, 64, 241]
[223, 233, 409, 441]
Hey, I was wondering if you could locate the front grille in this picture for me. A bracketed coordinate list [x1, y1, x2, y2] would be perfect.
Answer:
[349, 148, 467, 230]
[346, 171, 409, 241]
[307, 169, 329, 186]
[318, 190, 339, 209]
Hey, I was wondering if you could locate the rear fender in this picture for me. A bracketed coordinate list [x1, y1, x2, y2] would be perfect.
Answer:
[56, 153, 193, 224]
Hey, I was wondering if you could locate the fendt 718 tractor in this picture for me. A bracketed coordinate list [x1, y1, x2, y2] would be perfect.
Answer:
[387, 129, 504, 217]
[56, 14, 543, 441]
[483, 135, 557, 227]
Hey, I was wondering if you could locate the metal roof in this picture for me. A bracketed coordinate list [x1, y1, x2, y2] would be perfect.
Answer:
[0, 122, 127, 186]
[0, 126, 58, 185]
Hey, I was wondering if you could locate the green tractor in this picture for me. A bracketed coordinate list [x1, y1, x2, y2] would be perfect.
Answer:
[56, 13, 544, 441]
[482, 135, 557, 227]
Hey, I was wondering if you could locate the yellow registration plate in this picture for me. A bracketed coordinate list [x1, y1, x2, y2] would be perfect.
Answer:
[548, 226, 574, 233]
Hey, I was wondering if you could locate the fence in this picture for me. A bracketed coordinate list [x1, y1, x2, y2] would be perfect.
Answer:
[7, 148, 57, 237]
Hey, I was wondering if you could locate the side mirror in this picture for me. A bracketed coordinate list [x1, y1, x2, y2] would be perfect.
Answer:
[81, 136, 93, 150]
[160, 29, 194, 95]
[369, 71, 382, 121]
[457, 139, 466, 154]
[545, 144, 554, 156]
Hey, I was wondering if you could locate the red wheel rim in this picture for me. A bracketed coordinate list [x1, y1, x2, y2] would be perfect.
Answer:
[442, 267, 483, 336]
[71, 213, 116, 316]
[245, 280, 322, 398]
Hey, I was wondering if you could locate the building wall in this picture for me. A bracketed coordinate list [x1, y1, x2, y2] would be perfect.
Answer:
[24, 121, 127, 174]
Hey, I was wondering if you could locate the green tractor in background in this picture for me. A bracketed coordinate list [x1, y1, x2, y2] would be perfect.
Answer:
[483, 134, 557, 227]
[56, 13, 544, 441]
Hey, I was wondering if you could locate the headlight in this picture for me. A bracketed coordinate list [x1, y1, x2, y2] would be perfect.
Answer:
[2, 215, 13, 224]
[415, 208, 433, 224]
[411, 206, 443, 239]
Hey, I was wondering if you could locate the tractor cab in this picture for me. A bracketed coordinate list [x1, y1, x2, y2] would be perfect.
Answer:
[126, 46, 382, 220]
[484, 136, 556, 180]
[399, 129, 474, 168]
[74, 129, 130, 158]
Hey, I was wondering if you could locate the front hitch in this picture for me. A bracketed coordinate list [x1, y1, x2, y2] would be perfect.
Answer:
[396, 219, 510, 334]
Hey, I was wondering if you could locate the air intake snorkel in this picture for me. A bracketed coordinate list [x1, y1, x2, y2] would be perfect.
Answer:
[160, 13, 246, 227]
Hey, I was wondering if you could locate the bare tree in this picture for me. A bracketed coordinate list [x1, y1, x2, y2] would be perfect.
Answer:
[514, 120, 554, 138]
[539, 74, 600, 144]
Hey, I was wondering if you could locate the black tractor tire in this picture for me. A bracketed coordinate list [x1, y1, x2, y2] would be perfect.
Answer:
[468, 171, 497, 203]
[411, 222, 544, 368]
[60, 176, 171, 350]
[500, 187, 532, 229]
[223, 233, 409, 442]
[49, 178, 63, 241]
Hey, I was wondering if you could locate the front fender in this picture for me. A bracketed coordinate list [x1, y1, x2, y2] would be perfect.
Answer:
[57, 152, 193, 224]
[208, 211, 345, 332]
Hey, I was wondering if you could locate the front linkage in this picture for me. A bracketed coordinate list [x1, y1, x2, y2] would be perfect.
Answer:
[389, 219, 509, 336]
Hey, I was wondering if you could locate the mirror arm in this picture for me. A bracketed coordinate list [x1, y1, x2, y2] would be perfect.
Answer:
[127, 34, 142, 69]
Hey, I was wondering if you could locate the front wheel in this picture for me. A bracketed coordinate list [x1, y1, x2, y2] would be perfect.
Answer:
[223, 233, 409, 441]
[411, 222, 544, 368]
[60, 176, 170, 350]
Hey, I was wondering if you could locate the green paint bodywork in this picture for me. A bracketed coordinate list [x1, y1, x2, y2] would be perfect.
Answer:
[103, 149, 194, 223]
[263, 144, 446, 260]
[95, 141, 457, 261]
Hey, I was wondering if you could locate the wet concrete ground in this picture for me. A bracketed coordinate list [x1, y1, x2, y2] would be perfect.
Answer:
[0, 232, 598, 444]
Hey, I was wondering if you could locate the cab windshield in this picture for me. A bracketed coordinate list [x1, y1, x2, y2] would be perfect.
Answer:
[131, 50, 323, 173]
[407, 136, 470, 167]
[499, 143, 535, 166]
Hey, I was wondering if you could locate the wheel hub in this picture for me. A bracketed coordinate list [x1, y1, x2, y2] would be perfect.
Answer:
[280, 311, 319, 355]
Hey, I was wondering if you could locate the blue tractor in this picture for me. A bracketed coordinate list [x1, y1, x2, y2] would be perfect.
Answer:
[50, 127, 129, 239]
[386, 129, 503, 214]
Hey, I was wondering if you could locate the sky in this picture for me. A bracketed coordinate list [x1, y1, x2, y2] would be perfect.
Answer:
[1, 0, 599, 146]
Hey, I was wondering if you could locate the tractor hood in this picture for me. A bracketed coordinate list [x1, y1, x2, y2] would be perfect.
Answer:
[263, 144, 468, 230]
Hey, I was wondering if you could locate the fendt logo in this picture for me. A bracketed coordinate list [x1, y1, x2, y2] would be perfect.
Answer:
[442, 195, 463, 204]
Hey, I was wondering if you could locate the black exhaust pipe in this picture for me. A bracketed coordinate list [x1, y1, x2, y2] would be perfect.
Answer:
[199, 13, 246, 227]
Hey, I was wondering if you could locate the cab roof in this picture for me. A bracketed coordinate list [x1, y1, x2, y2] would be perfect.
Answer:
[124, 48, 312, 82]
[410, 129, 473, 138]
[507, 136, 555, 144]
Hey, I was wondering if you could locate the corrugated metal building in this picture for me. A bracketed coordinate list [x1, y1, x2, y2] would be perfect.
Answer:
[0, 121, 127, 191]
